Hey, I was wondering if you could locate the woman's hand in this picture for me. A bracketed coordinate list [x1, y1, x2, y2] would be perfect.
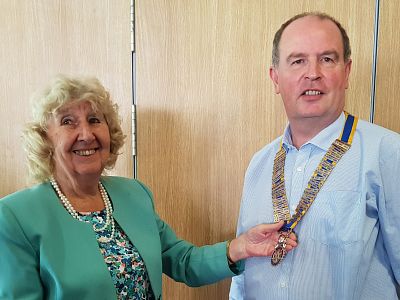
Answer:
[228, 221, 297, 262]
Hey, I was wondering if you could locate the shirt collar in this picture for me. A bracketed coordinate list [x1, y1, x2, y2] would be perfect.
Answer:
[282, 112, 345, 151]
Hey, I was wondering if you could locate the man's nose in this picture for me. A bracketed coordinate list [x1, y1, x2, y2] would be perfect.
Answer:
[305, 60, 321, 81]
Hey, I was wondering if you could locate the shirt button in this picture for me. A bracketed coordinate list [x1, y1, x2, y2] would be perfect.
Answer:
[280, 282, 287, 288]
[296, 167, 302, 172]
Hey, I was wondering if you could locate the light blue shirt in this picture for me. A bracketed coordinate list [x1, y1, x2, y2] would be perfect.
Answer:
[230, 113, 400, 300]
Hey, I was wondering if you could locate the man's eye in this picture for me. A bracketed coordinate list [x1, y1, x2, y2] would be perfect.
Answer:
[322, 57, 334, 63]
[292, 59, 304, 65]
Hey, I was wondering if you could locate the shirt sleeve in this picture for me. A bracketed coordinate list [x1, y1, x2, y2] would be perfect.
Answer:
[0, 202, 43, 299]
[228, 184, 249, 299]
[378, 134, 400, 283]
[229, 273, 245, 300]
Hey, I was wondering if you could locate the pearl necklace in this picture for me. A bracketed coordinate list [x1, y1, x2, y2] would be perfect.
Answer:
[50, 178, 115, 243]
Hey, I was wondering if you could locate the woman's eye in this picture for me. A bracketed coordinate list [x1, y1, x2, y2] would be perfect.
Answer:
[61, 118, 73, 125]
[89, 117, 101, 123]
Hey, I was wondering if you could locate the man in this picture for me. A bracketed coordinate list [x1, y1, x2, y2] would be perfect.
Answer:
[230, 12, 400, 299]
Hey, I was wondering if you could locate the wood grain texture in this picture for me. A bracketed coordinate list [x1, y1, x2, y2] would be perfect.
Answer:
[0, 0, 132, 197]
[135, 1, 374, 299]
[374, 1, 400, 133]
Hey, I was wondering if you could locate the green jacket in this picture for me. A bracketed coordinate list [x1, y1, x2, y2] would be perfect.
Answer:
[0, 176, 240, 299]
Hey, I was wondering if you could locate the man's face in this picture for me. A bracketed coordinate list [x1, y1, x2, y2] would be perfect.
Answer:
[270, 16, 352, 125]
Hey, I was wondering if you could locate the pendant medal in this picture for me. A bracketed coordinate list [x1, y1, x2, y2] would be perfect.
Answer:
[271, 232, 288, 266]
[271, 246, 286, 265]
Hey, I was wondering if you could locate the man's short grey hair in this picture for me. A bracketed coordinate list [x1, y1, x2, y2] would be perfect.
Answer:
[272, 12, 351, 67]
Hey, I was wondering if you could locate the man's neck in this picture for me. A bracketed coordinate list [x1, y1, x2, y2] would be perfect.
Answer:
[289, 113, 341, 149]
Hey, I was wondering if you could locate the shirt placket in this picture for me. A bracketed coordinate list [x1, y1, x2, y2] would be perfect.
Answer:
[288, 145, 312, 213]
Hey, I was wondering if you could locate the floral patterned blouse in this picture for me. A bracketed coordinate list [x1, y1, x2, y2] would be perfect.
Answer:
[80, 210, 155, 300]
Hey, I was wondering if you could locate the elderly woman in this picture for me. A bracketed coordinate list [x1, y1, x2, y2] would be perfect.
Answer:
[0, 75, 296, 299]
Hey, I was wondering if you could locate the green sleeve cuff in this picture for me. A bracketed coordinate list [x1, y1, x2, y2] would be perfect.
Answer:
[225, 240, 245, 275]
[228, 258, 244, 275]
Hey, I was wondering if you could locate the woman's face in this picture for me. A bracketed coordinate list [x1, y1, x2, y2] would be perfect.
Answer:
[46, 101, 111, 181]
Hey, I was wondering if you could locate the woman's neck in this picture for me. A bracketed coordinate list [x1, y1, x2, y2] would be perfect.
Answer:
[52, 173, 104, 212]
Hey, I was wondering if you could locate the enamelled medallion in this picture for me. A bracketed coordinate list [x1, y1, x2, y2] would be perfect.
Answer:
[271, 232, 289, 265]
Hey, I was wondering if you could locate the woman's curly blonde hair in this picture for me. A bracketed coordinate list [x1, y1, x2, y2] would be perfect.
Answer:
[23, 75, 126, 183]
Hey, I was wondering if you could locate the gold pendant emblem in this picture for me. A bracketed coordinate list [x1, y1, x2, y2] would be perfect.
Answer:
[271, 232, 288, 266]
[271, 245, 286, 265]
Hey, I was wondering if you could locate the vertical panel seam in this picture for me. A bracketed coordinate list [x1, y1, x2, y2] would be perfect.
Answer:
[370, 0, 380, 123]
[131, 0, 137, 178]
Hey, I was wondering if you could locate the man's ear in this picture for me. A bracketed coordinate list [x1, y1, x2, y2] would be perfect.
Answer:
[269, 67, 280, 94]
[344, 59, 352, 89]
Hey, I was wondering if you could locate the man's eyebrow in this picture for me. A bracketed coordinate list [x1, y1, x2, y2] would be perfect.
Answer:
[286, 53, 307, 63]
[320, 50, 340, 60]
[285, 50, 341, 63]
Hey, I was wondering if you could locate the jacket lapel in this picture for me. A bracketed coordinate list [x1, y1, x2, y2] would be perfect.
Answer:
[102, 177, 163, 298]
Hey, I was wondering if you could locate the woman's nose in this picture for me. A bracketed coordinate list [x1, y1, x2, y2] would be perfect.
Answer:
[77, 122, 95, 141]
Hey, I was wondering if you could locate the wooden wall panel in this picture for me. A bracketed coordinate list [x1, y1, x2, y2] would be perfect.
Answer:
[374, 1, 400, 133]
[0, 0, 132, 197]
[136, 1, 374, 299]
